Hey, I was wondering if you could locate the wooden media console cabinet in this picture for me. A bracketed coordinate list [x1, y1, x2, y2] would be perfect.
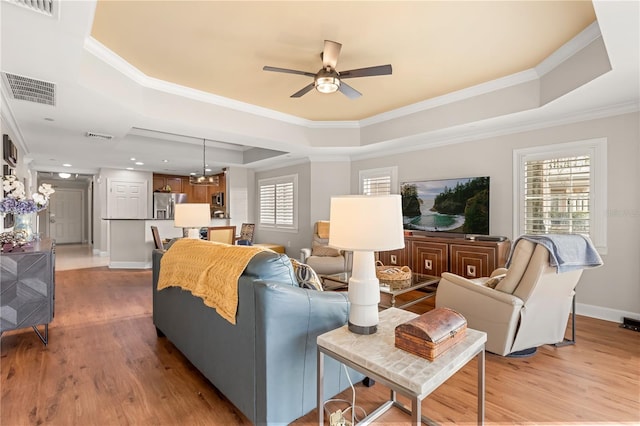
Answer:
[377, 234, 511, 279]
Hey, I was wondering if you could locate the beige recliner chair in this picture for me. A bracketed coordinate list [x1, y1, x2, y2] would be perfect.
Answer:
[300, 221, 348, 275]
[435, 239, 583, 356]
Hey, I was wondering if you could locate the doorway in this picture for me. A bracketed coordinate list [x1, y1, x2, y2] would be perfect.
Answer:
[49, 188, 84, 243]
[37, 172, 93, 244]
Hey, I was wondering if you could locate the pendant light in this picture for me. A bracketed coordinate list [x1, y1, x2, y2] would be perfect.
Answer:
[189, 139, 219, 186]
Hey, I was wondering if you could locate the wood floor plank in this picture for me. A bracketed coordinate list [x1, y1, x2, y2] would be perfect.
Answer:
[1, 267, 638, 425]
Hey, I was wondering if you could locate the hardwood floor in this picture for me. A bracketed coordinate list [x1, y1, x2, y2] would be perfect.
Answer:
[1, 267, 638, 425]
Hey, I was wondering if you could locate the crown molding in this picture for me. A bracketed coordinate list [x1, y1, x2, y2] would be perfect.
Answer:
[307, 155, 352, 163]
[85, 16, 617, 150]
[351, 99, 639, 162]
[535, 21, 603, 77]
[306, 120, 360, 129]
[84, 37, 311, 127]
[361, 68, 539, 127]
[86, 33, 543, 132]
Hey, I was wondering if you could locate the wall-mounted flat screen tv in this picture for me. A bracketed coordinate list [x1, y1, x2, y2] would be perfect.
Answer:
[400, 176, 490, 235]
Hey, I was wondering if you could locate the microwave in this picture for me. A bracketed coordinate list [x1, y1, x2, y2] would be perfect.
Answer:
[212, 192, 224, 206]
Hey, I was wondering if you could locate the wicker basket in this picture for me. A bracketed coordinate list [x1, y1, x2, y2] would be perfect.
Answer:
[376, 261, 412, 290]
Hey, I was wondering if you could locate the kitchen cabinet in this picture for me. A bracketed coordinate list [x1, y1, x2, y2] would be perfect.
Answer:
[153, 174, 183, 193]
[190, 184, 209, 204]
[152, 172, 226, 214]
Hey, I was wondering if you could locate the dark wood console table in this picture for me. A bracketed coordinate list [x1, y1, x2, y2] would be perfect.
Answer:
[0, 238, 55, 345]
[377, 234, 510, 279]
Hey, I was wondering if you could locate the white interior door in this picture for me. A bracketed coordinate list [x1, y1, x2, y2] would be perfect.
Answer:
[50, 188, 84, 244]
[107, 179, 148, 218]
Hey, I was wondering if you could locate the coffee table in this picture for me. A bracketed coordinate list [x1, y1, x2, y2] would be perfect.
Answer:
[317, 308, 486, 425]
[321, 272, 440, 309]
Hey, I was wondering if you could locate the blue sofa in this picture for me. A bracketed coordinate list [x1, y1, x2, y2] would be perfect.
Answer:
[152, 248, 363, 425]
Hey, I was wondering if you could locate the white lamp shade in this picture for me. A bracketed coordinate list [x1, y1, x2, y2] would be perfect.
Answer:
[174, 203, 210, 228]
[329, 195, 405, 251]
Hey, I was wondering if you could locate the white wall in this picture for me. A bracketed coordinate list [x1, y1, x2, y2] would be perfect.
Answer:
[351, 112, 640, 322]
[309, 160, 351, 224]
[253, 162, 310, 257]
[226, 166, 253, 229]
[254, 160, 353, 258]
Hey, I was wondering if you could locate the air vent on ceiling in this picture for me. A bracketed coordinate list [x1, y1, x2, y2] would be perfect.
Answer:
[2, 72, 56, 106]
[85, 132, 114, 141]
[8, 0, 57, 17]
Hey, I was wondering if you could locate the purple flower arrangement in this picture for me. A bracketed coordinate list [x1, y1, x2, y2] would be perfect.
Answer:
[0, 175, 55, 215]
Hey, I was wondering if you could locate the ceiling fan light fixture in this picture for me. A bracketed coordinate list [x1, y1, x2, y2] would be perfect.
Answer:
[315, 67, 341, 94]
[263, 40, 391, 99]
[315, 76, 340, 94]
[316, 77, 340, 93]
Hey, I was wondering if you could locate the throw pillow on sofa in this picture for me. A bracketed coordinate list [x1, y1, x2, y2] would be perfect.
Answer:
[290, 258, 324, 291]
[484, 274, 506, 289]
[316, 221, 331, 239]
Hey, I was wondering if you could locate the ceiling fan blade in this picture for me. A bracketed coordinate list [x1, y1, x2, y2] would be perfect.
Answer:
[322, 40, 342, 69]
[339, 64, 392, 79]
[291, 83, 315, 98]
[263, 66, 316, 78]
[338, 81, 362, 99]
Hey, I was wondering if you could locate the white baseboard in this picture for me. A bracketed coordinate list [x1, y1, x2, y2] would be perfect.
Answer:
[576, 302, 640, 323]
[92, 249, 109, 257]
[108, 261, 151, 269]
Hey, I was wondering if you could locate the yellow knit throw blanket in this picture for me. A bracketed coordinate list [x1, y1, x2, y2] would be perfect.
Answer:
[157, 239, 267, 324]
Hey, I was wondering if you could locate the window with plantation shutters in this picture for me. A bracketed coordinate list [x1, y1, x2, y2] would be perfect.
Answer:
[514, 138, 607, 253]
[258, 174, 297, 230]
[359, 167, 397, 195]
[524, 156, 590, 235]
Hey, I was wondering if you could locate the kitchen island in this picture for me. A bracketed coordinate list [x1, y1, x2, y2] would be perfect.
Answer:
[105, 218, 230, 269]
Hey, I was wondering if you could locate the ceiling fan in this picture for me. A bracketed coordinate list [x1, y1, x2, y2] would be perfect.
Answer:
[263, 40, 392, 99]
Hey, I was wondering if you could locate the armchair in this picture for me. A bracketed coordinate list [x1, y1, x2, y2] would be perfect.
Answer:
[436, 237, 596, 356]
[300, 221, 348, 275]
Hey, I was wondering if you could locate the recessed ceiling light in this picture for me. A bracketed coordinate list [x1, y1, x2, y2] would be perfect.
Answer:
[189, 172, 196, 176]
[130, 157, 136, 161]
[135, 162, 144, 165]
[62, 163, 71, 167]
[162, 160, 169, 163]
[205, 168, 212, 172]
[126, 167, 134, 170]
[58, 172, 71, 179]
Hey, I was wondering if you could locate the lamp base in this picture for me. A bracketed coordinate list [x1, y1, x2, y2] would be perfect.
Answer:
[348, 322, 377, 335]
[347, 251, 380, 335]
[186, 228, 201, 239]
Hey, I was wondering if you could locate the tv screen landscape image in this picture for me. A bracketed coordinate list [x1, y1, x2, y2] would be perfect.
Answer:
[401, 176, 490, 235]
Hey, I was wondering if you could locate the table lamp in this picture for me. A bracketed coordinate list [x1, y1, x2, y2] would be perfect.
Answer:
[329, 195, 405, 334]
[174, 203, 210, 239]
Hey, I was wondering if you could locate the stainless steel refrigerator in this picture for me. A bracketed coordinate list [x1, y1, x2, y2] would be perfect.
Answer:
[153, 193, 187, 219]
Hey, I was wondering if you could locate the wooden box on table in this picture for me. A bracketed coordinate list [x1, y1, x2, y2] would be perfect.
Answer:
[395, 307, 467, 361]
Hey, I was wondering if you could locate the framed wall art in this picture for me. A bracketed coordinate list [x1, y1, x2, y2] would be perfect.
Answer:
[3, 134, 17, 167]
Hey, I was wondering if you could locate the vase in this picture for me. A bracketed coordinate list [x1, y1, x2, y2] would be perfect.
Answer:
[13, 214, 34, 242]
